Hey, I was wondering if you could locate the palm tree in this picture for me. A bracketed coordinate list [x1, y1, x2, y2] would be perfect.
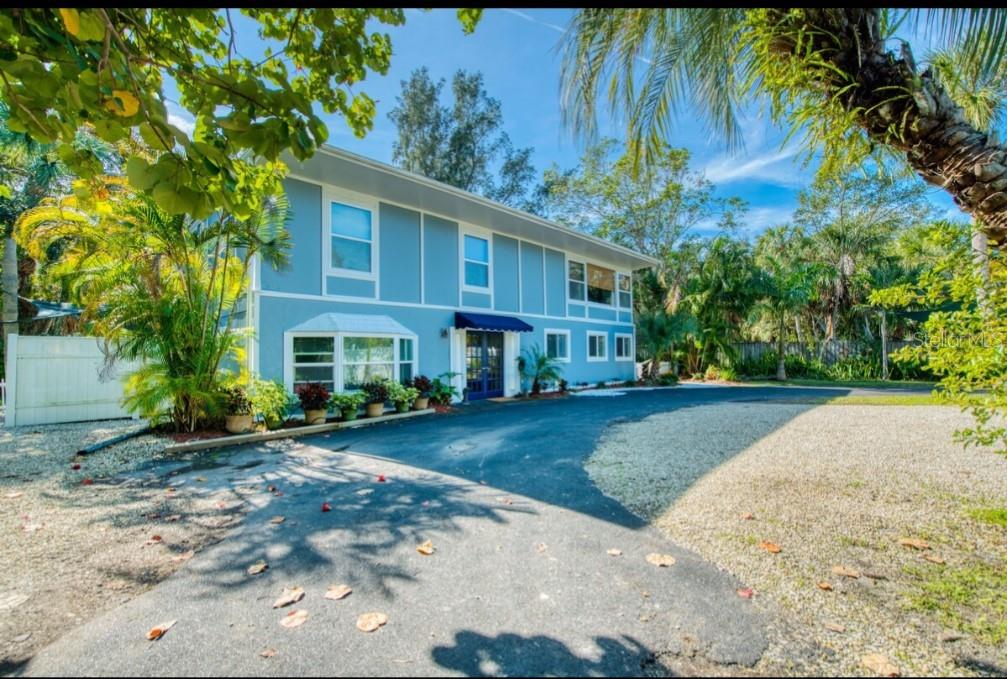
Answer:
[516, 344, 563, 395]
[16, 182, 290, 431]
[561, 9, 1007, 243]
[635, 309, 698, 380]
[753, 262, 815, 381]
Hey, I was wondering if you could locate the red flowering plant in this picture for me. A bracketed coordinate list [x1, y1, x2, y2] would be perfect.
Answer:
[294, 382, 330, 411]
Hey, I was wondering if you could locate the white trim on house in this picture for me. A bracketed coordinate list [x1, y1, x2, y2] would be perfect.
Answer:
[459, 223, 494, 302]
[587, 330, 609, 362]
[321, 185, 380, 294]
[254, 289, 637, 328]
[544, 328, 571, 363]
[615, 333, 634, 362]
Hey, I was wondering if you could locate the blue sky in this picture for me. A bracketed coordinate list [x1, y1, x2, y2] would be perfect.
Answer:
[169, 8, 960, 237]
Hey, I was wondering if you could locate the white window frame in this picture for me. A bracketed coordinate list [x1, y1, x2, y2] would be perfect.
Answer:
[615, 333, 634, 361]
[587, 330, 609, 362]
[567, 258, 586, 303]
[322, 186, 379, 282]
[284, 331, 418, 394]
[544, 328, 571, 363]
[460, 225, 493, 297]
[617, 272, 633, 310]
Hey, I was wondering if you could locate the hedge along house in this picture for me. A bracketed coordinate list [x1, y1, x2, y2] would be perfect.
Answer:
[242, 146, 657, 401]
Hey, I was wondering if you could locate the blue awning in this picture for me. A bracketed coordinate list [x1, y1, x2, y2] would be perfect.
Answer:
[455, 312, 534, 333]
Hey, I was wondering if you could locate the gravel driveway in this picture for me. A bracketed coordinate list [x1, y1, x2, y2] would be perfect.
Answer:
[588, 402, 1007, 677]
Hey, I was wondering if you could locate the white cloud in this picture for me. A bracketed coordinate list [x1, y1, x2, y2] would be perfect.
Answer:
[702, 143, 807, 188]
[499, 8, 566, 34]
[167, 112, 195, 136]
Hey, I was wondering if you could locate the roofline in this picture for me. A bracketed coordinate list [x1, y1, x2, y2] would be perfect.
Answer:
[314, 144, 659, 269]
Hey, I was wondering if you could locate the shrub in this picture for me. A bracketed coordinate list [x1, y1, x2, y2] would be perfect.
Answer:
[691, 372, 705, 381]
[558, 379, 568, 393]
[517, 344, 563, 395]
[704, 365, 721, 381]
[222, 386, 252, 416]
[249, 378, 294, 429]
[331, 392, 365, 412]
[360, 379, 390, 405]
[387, 380, 419, 407]
[596, 380, 608, 389]
[658, 373, 679, 386]
[411, 375, 434, 398]
[719, 366, 738, 381]
[295, 382, 330, 411]
[429, 372, 460, 405]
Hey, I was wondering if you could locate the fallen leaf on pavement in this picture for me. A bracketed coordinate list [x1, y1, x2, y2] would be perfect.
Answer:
[146, 620, 176, 641]
[758, 541, 781, 554]
[825, 622, 845, 633]
[535, 543, 548, 553]
[832, 565, 860, 579]
[165, 515, 181, 522]
[260, 648, 277, 658]
[736, 587, 754, 599]
[356, 488, 374, 496]
[817, 581, 833, 591]
[71, 463, 81, 470]
[247, 560, 268, 575]
[12, 632, 31, 643]
[325, 584, 352, 600]
[269, 516, 285, 524]
[82, 478, 94, 486]
[321, 502, 331, 512]
[898, 537, 929, 551]
[171, 550, 195, 563]
[0, 593, 29, 610]
[739, 512, 754, 520]
[377, 474, 386, 483]
[923, 554, 946, 565]
[356, 612, 388, 632]
[498, 497, 514, 505]
[862, 653, 900, 677]
[4, 491, 23, 499]
[416, 540, 435, 556]
[607, 548, 622, 556]
[279, 609, 308, 628]
[195, 476, 207, 482]
[645, 553, 676, 567]
[273, 587, 305, 608]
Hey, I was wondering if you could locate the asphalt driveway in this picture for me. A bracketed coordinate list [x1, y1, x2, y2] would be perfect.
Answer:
[20, 384, 888, 677]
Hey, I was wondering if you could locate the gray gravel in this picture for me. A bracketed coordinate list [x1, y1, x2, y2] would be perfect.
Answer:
[587, 403, 1007, 677]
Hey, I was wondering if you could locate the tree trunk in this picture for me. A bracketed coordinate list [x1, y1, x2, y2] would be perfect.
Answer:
[769, 9, 1007, 243]
[776, 314, 787, 381]
[2, 235, 17, 361]
[879, 310, 889, 381]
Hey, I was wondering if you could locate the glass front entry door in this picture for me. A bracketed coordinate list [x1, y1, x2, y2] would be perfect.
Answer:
[465, 331, 504, 399]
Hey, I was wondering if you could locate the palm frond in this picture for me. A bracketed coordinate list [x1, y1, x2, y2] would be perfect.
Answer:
[915, 9, 1007, 80]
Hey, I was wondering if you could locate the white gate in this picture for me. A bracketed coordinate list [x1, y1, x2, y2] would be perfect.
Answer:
[4, 334, 137, 427]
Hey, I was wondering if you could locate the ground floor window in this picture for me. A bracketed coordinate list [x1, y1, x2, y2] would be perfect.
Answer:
[289, 333, 418, 393]
[615, 334, 633, 361]
[587, 331, 608, 361]
[545, 329, 570, 362]
[292, 337, 335, 392]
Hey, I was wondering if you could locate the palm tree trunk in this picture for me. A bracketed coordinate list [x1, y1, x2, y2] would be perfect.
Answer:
[776, 313, 786, 381]
[2, 234, 17, 359]
[769, 8, 1007, 242]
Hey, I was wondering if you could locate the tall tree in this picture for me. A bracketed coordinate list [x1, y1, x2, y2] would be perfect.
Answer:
[388, 67, 539, 212]
[794, 172, 933, 343]
[541, 139, 744, 313]
[0, 9, 481, 221]
[560, 8, 1007, 243]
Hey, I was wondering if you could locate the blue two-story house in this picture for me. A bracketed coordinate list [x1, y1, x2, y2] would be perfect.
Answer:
[244, 146, 656, 401]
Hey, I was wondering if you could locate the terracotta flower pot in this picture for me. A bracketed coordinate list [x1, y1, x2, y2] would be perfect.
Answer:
[225, 414, 253, 434]
[304, 408, 327, 425]
[413, 397, 430, 411]
[365, 402, 385, 418]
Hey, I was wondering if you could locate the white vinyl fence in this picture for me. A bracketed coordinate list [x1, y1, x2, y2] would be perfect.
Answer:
[4, 334, 137, 427]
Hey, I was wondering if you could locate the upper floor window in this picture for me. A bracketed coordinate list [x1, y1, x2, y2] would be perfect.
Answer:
[568, 260, 586, 302]
[330, 201, 373, 275]
[463, 234, 490, 289]
[587, 264, 615, 306]
[617, 273, 632, 309]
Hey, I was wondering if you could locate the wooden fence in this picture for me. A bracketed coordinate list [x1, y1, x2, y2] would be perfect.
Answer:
[731, 339, 915, 365]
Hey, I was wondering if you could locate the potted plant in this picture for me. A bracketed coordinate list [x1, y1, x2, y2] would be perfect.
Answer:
[249, 377, 294, 430]
[360, 379, 390, 418]
[388, 382, 419, 414]
[410, 375, 433, 410]
[295, 382, 330, 424]
[223, 386, 254, 434]
[331, 392, 365, 421]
